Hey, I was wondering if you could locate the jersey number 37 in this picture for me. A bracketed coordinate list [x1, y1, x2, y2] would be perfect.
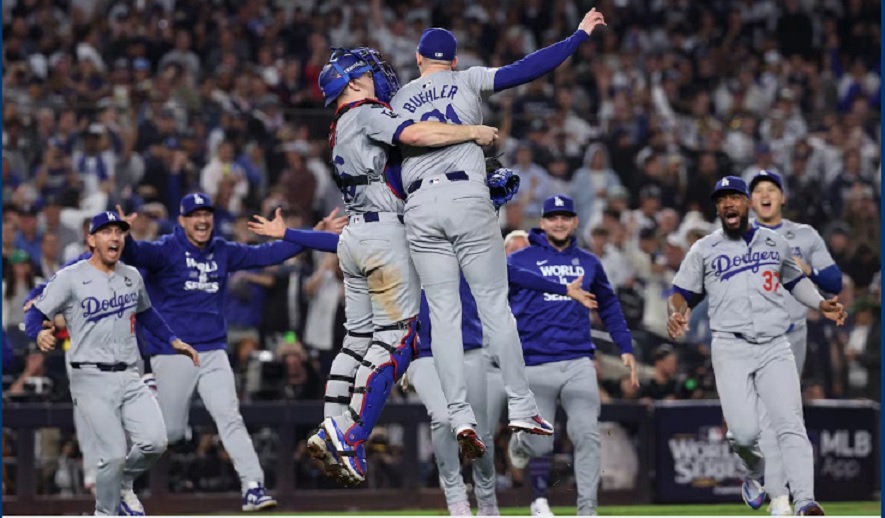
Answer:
[762, 271, 781, 292]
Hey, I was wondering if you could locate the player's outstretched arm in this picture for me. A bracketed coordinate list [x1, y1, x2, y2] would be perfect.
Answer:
[249, 207, 341, 253]
[506, 265, 598, 309]
[115, 205, 166, 269]
[785, 274, 847, 325]
[489, 8, 605, 93]
[399, 122, 498, 147]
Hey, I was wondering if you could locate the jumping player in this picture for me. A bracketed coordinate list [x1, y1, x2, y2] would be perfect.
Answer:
[389, 9, 608, 456]
[667, 176, 845, 516]
[749, 170, 843, 515]
[25, 211, 199, 516]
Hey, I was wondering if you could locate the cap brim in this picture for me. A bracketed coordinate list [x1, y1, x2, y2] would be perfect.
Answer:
[91, 220, 131, 234]
[542, 210, 577, 218]
[749, 177, 782, 193]
[182, 206, 215, 216]
[711, 188, 748, 200]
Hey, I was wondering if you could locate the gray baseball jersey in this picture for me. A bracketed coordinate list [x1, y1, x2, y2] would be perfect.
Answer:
[331, 103, 410, 216]
[34, 260, 150, 365]
[390, 68, 497, 188]
[753, 219, 836, 324]
[672, 227, 805, 342]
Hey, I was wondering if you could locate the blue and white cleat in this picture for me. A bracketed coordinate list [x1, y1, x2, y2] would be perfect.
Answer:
[307, 427, 359, 487]
[794, 501, 825, 516]
[509, 415, 554, 436]
[322, 416, 366, 482]
[768, 495, 793, 516]
[242, 482, 277, 512]
[119, 489, 145, 516]
[742, 477, 767, 510]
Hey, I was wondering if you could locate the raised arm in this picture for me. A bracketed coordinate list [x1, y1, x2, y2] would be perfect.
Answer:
[490, 9, 606, 93]
[248, 207, 341, 253]
[506, 263, 597, 309]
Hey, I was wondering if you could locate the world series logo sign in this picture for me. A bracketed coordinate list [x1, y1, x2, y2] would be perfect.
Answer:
[654, 401, 879, 503]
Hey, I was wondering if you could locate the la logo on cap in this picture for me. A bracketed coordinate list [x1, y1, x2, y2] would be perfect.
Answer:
[554, 196, 564, 206]
[721, 178, 730, 186]
[107, 212, 116, 221]
[194, 194, 204, 204]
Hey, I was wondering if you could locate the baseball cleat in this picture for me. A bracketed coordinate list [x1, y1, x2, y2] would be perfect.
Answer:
[795, 502, 825, 516]
[530, 497, 554, 516]
[241, 482, 277, 512]
[742, 477, 767, 510]
[455, 425, 486, 459]
[307, 428, 358, 487]
[322, 417, 367, 482]
[509, 415, 554, 436]
[768, 495, 792, 515]
[119, 489, 145, 516]
[508, 432, 530, 470]
[448, 500, 473, 516]
[478, 504, 501, 516]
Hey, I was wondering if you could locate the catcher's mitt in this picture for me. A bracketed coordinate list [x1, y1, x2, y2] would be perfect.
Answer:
[485, 157, 520, 210]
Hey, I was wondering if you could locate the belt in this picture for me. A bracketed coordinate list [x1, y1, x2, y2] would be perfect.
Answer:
[349, 212, 404, 225]
[733, 323, 795, 343]
[407, 171, 468, 194]
[70, 362, 129, 372]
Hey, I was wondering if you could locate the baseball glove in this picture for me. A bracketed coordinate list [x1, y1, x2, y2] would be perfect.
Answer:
[485, 157, 521, 210]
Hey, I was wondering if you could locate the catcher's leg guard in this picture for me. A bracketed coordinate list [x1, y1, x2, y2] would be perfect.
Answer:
[324, 330, 373, 418]
[340, 316, 419, 447]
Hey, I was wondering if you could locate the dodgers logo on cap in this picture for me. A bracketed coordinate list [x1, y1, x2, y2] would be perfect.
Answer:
[710, 175, 749, 200]
[180, 192, 215, 216]
[542, 194, 576, 217]
[749, 169, 784, 194]
[89, 210, 130, 234]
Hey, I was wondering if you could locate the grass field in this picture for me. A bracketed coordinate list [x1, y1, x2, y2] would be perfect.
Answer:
[283, 501, 882, 515]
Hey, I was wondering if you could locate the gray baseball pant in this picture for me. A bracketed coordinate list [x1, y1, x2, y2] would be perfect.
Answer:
[404, 179, 539, 432]
[507, 357, 602, 515]
[759, 324, 808, 500]
[70, 368, 166, 515]
[408, 349, 497, 508]
[712, 332, 815, 506]
[151, 349, 264, 490]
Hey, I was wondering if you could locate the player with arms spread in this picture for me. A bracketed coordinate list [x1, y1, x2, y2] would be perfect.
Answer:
[24, 211, 199, 516]
[749, 170, 843, 515]
[667, 177, 845, 517]
[389, 7, 608, 459]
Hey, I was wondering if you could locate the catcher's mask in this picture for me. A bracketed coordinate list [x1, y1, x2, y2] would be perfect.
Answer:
[318, 47, 401, 107]
[318, 48, 373, 107]
[351, 47, 401, 104]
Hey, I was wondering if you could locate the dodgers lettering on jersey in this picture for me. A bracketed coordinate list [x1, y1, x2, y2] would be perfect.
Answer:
[673, 227, 805, 342]
[753, 219, 837, 325]
[390, 68, 497, 189]
[508, 229, 633, 366]
[34, 260, 150, 365]
[331, 103, 410, 216]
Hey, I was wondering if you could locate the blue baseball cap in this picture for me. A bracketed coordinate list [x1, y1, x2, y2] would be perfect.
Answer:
[89, 211, 130, 234]
[710, 176, 749, 200]
[542, 195, 577, 218]
[318, 49, 373, 107]
[417, 28, 457, 62]
[180, 192, 214, 216]
[749, 170, 784, 193]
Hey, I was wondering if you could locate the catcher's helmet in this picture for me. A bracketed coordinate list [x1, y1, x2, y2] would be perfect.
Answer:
[351, 47, 401, 104]
[318, 49, 373, 107]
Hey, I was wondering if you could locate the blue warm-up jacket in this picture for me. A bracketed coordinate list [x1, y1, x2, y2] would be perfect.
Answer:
[121, 226, 307, 355]
[415, 266, 572, 359]
[508, 229, 633, 366]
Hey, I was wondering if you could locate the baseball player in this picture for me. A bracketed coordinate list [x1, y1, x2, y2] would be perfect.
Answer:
[24, 211, 199, 516]
[498, 195, 637, 516]
[749, 170, 843, 515]
[114, 192, 324, 511]
[667, 176, 846, 517]
[389, 9, 608, 455]
[299, 46, 499, 484]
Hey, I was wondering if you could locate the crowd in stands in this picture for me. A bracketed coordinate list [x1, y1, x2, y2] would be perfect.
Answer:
[2, 0, 880, 497]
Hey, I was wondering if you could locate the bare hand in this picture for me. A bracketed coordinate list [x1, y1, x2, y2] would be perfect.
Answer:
[622, 353, 639, 389]
[36, 327, 57, 352]
[248, 207, 287, 239]
[23, 298, 35, 312]
[315, 207, 348, 235]
[472, 125, 499, 146]
[819, 296, 847, 326]
[115, 204, 138, 227]
[565, 276, 598, 310]
[400, 373, 410, 391]
[667, 311, 689, 339]
[578, 7, 607, 36]
[172, 339, 200, 366]
[793, 255, 812, 276]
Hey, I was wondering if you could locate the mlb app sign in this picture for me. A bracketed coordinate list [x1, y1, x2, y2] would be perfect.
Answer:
[654, 401, 878, 503]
